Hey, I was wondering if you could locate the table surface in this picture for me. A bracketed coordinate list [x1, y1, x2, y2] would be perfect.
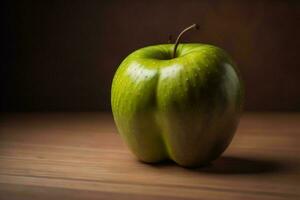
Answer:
[0, 112, 299, 200]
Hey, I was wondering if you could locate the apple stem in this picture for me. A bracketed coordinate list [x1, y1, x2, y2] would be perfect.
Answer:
[172, 24, 200, 58]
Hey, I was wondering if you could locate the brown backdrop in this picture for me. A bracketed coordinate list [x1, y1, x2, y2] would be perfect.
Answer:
[1, 0, 300, 111]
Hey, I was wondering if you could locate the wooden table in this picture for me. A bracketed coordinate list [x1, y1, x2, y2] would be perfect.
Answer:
[0, 112, 299, 200]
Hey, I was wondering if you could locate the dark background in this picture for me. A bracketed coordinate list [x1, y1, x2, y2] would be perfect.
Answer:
[1, 0, 300, 112]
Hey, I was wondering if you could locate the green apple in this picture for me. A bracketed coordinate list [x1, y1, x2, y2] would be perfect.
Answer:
[111, 24, 243, 167]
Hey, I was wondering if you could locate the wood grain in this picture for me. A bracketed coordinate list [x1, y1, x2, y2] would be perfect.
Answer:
[0, 112, 299, 200]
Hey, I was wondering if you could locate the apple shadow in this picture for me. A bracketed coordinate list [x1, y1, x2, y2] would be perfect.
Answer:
[196, 156, 286, 174]
[144, 156, 286, 174]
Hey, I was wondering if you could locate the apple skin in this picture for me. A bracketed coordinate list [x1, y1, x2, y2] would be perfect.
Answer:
[111, 43, 243, 167]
